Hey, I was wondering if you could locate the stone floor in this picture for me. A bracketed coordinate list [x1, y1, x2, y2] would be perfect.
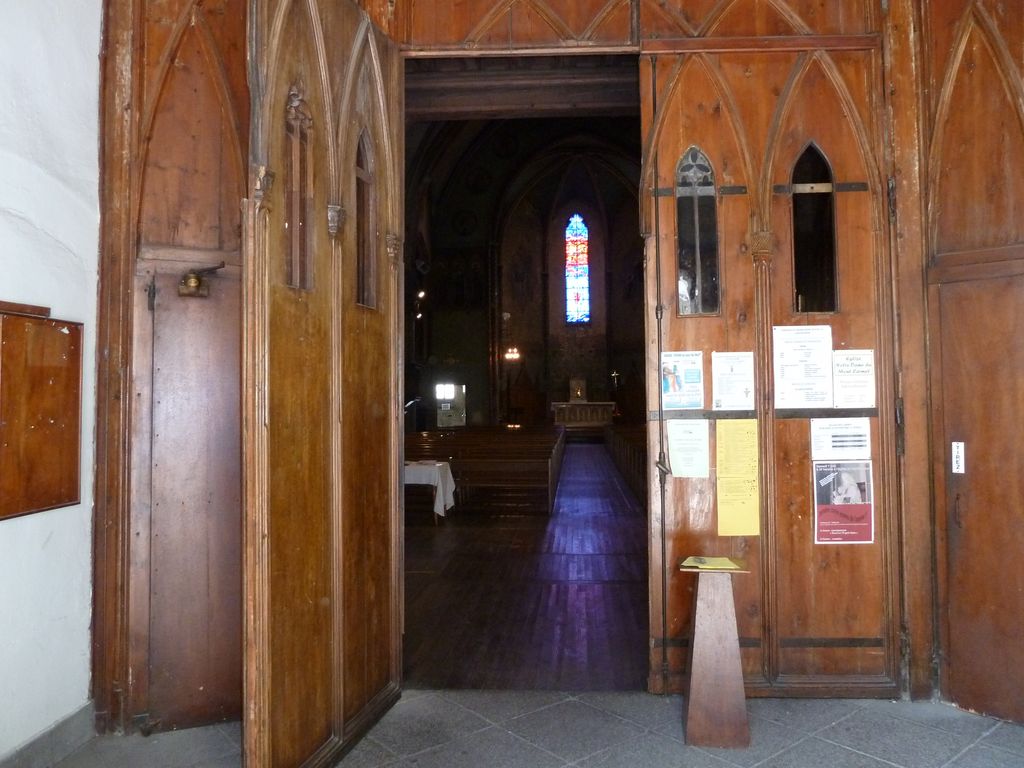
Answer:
[52, 690, 1024, 768]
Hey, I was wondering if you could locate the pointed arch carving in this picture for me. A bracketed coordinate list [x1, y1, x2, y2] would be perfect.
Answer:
[640, 54, 755, 227]
[762, 50, 881, 229]
[701, 0, 810, 37]
[929, 3, 1024, 256]
[137, 0, 247, 250]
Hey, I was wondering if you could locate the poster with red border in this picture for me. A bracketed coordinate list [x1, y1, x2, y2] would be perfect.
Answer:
[813, 460, 874, 544]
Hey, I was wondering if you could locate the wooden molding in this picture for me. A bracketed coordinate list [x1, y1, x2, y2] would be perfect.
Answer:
[0, 300, 50, 318]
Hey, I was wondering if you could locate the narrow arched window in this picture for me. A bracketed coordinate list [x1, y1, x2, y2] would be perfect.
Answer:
[356, 130, 377, 308]
[676, 147, 719, 315]
[285, 86, 313, 290]
[792, 145, 836, 313]
[565, 214, 590, 324]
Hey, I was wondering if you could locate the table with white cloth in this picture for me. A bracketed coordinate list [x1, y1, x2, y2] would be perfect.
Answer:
[403, 460, 456, 520]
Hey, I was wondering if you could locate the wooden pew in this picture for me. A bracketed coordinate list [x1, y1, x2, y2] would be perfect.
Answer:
[603, 423, 647, 503]
[405, 426, 565, 514]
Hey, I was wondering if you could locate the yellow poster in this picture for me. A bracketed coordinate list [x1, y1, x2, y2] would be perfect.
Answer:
[716, 419, 760, 536]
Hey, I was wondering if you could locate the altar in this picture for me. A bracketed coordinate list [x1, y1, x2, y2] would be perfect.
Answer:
[550, 401, 615, 438]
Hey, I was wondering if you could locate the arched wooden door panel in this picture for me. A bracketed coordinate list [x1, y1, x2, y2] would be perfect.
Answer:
[243, 1, 403, 765]
[926, 1, 1024, 723]
[641, 28, 900, 695]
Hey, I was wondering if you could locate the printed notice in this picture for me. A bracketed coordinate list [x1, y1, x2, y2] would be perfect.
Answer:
[810, 418, 871, 461]
[662, 351, 704, 410]
[667, 419, 710, 478]
[712, 351, 755, 411]
[833, 349, 876, 408]
[773, 325, 834, 409]
[814, 460, 874, 544]
[952, 442, 965, 474]
[716, 419, 760, 536]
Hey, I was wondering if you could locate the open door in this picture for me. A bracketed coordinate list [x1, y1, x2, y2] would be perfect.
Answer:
[640, 5, 901, 696]
[242, 1, 404, 765]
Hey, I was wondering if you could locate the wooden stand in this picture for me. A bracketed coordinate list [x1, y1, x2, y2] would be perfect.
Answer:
[680, 560, 750, 748]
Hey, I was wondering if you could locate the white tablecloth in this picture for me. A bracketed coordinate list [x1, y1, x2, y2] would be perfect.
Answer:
[403, 460, 456, 516]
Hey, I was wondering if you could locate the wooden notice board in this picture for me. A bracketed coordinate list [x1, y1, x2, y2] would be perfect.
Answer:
[0, 306, 83, 520]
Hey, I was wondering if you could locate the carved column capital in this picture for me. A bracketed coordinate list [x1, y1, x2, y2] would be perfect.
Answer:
[253, 166, 274, 204]
[386, 233, 402, 268]
[327, 204, 345, 238]
[751, 231, 772, 265]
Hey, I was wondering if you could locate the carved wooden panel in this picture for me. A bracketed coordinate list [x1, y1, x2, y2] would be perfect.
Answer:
[139, 0, 248, 252]
[245, 0, 403, 765]
[639, 0, 881, 39]
[401, 0, 634, 51]
[927, 1, 1024, 256]
[641, 35, 898, 695]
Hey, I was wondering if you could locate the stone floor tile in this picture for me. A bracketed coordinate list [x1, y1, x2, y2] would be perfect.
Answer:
[369, 692, 492, 756]
[54, 725, 237, 768]
[438, 690, 573, 724]
[573, 731, 734, 768]
[861, 699, 999, 740]
[946, 744, 1024, 768]
[980, 721, 1024, 757]
[748, 698, 865, 734]
[758, 735, 899, 768]
[817, 707, 974, 768]
[575, 692, 684, 730]
[504, 700, 644, 763]
[335, 736, 404, 768]
[402, 725, 566, 768]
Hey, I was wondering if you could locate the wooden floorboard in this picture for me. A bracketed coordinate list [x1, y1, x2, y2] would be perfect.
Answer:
[403, 443, 649, 690]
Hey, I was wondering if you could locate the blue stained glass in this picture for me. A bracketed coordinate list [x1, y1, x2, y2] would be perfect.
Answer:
[565, 214, 590, 323]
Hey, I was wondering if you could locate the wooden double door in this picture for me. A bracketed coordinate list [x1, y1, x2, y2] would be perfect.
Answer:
[641, 35, 902, 694]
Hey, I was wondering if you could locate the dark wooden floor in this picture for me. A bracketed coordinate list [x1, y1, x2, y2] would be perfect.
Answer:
[403, 443, 649, 690]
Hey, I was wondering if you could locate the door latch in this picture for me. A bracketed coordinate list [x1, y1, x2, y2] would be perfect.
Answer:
[178, 261, 226, 298]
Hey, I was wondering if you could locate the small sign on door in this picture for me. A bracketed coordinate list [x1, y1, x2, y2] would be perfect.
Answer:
[952, 442, 965, 474]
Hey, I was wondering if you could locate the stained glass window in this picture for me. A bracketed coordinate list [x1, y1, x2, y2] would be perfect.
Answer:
[565, 214, 591, 324]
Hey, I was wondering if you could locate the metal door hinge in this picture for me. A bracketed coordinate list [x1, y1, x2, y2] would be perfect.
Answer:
[146, 279, 157, 312]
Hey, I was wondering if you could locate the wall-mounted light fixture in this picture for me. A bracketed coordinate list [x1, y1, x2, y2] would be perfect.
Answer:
[504, 346, 521, 362]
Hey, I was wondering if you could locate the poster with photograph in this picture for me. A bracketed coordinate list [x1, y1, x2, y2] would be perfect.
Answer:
[813, 460, 874, 544]
[661, 351, 704, 410]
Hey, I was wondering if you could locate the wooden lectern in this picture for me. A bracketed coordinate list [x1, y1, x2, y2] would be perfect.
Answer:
[679, 556, 750, 748]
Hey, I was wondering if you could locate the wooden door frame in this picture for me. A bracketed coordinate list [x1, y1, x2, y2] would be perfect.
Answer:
[93, 0, 940, 735]
[93, 0, 143, 732]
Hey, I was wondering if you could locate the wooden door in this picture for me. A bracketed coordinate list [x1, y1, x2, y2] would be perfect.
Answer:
[640, 0, 900, 695]
[924, 0, 1024, 723]
[935, 275, 1024, 721]
[148, 267, 243, 730]
[243, 1, 403, 765]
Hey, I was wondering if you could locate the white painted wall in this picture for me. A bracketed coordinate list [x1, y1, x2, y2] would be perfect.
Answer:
[0, 1, 101, 758]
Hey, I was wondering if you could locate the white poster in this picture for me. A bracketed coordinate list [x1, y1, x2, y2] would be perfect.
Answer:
[662, 351, 704, 410]
[666, 419, 710, 478]
[810, 418, 872, 461]
[773, 325, 834, 409]
[712, 351, 755, 411]
[833, 349, 876, 408]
